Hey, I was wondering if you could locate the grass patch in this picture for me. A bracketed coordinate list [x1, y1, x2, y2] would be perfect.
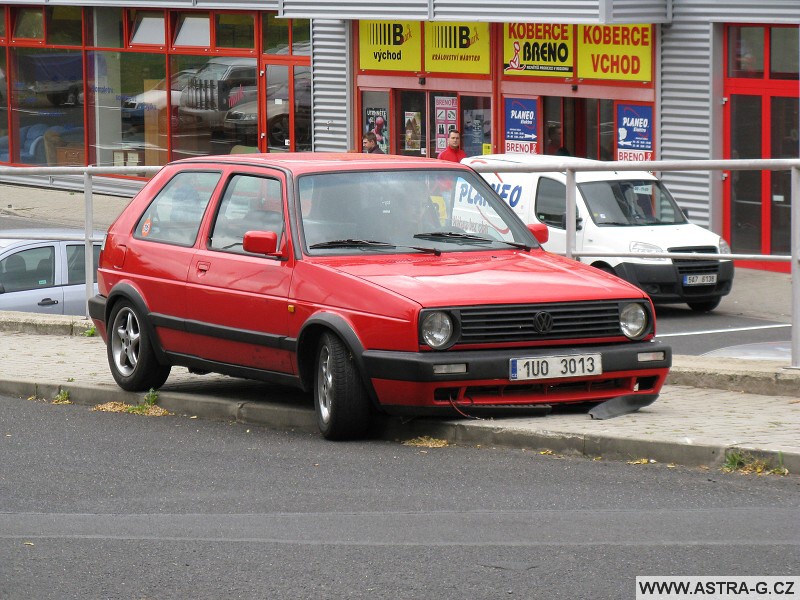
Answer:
[82, 324, 97, 337]
[93, 388, 171, 417]
[52, 390, 71, 405]
[722, 450, 789, 476]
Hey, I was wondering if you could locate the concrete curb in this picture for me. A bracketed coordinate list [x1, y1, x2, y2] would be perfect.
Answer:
[5, 377, 798, 473]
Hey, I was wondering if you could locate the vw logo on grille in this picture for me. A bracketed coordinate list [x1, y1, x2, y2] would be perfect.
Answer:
[532, 311, 554, 334]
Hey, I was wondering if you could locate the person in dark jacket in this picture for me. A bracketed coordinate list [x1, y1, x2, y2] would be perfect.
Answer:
[362, 131, 384, 154]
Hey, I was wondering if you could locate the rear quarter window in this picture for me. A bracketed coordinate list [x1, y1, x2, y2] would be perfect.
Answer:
[134, 171, 221, 246]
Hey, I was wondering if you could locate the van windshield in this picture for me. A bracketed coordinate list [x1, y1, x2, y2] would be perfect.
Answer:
[579, 180, 688, 226]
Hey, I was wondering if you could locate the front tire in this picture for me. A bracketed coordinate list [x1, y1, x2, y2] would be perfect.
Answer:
[314, 332, 371, 440]
[107, 300, 171, 391]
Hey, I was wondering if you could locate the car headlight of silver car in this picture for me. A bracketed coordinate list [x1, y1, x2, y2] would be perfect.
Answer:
[420, 311, 456, 349]
[619, 302, 648, 339]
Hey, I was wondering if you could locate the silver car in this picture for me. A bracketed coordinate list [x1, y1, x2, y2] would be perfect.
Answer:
[0, 229, 102, 315]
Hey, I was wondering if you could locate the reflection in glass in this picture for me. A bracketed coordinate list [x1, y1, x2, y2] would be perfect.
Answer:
[728, 26, 764, 78]
[173, 13, 210, 48]
[175, 56, 257, 158]
[46, 6, 82, 46]
[460, 96, 491, 157]
[263, 13, 289, 55]
[292, 19, 311, 54]
[729, 94, 762, 254]
[0, 8, 5, 38]
[770, 27, 799, 80]
[770, 96, 798, 254]
[14, 8, 44, 39]
[215, 13, 254, 49]
[294, 66, 312, 151]
[130, 10, 165, 46]
[2, 48, 85, 165]
[90, 51, 166, 167]
[90, 7, 123, 48]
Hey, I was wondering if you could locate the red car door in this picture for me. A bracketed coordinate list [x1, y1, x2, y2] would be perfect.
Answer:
[185, 168, 295, 374]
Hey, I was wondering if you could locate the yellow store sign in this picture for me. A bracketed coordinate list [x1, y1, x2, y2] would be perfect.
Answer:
[424, 22, 490, 74]
[577, 25, 653, 82]
[359, 21, 422, 71]
[503, 23, 574, 77]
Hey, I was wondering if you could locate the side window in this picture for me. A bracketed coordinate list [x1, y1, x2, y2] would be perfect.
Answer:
[209, 174, 284, 254]
[0, 246, 55, 292]
[535, 178, 567, 228]
[134, 171, 221, 246]
[66, 244, 102, 285]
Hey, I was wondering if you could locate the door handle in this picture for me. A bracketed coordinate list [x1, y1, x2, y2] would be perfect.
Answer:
[38, 298, 59, 306]
[197, 261, 211, 273]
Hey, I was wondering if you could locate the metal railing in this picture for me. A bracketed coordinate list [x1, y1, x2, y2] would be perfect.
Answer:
[469, 157, 800, 368]
[1, 159, 798, 367]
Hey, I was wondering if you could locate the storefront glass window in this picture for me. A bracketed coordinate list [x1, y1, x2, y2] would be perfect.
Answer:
[0, 53, 8, 148]
[265, 64, 289, 151]
[461, 96, 491, 157]
[770, 96, 798, 254]
[7, 48, 84, 166]
[728, 26, 764, 78]
[292, 19, 311, 55]
[173, 13, 210, 48]
[46, 6, 82, 46]
[0, 7, 7, 39]
[172, 55, 257, 159]
[91, 8, 123, 49]
[215, 13, 255, 49]
[263, 13, 289, 55]
[729, 94, 763, 253]
[362, 91, 389, 154]
[294, 65, 312, 151]
[399, 91, 425, 157]
[90, 51, 166, 167]
[770, 27, 799, 80]
[130, 10, 165, 46]
[13, 8, 44, 40]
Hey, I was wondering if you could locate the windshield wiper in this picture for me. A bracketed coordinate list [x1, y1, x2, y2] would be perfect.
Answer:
[309, 239, 441, 255]
[413, 231, 493, 244]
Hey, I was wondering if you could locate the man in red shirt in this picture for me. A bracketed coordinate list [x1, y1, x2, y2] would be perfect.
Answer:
[437, 129, 467, 163]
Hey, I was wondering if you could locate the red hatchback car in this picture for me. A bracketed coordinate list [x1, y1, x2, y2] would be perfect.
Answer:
[89, 153, 671, 439]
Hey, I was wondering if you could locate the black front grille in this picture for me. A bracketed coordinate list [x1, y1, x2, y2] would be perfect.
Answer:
[668, 246, 721, 275]
[458, 301, 627, 344]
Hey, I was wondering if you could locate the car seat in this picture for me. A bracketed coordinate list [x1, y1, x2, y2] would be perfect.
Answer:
[1, 254, 28, 291]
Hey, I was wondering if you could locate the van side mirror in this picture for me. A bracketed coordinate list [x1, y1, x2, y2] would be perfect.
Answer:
[0, 283, 5, 294]
[680, 206, 689, 219]
[243, 230, 282, 257]
[559, 214, 583, 231]
[528, 223, 549, 245]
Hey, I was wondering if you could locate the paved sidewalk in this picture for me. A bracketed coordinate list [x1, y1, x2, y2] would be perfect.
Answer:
[0, 312, 798, 473]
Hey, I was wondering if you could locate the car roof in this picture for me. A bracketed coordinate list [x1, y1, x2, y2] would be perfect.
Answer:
[0, 228, 104, 251]
[463, 153, 657, 182]
[169, 152, 473, 175]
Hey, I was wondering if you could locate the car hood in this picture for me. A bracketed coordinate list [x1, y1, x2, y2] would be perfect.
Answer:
[316, 250, 647, 307]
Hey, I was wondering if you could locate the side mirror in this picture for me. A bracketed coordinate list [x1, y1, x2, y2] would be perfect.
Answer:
[0, 283, 5, 294]
[528, 223, 549, 245]
[680, 206, 690, 219]
[559, 214, 583, 231]
[243, 230, 281, 257]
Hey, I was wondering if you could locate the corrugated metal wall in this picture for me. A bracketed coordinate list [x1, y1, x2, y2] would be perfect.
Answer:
[310, 20, 351, 152]
[659, 0, 800, 230]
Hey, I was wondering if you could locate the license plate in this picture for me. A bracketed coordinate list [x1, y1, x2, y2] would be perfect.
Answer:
[510, 354, 602, 381]
[683, 273, 717, 286]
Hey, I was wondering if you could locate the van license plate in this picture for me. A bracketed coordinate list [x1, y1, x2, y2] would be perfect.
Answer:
[510, 354, 602, 381]
[683, 274, 717, 286]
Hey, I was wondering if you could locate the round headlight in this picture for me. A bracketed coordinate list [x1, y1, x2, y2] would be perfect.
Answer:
[620, 303, 648, 339]
[420, 311, 454, 349]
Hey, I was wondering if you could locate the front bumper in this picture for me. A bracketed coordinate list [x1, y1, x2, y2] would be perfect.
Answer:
[362, 340, 671, 414]
[613, 260, 734, 304]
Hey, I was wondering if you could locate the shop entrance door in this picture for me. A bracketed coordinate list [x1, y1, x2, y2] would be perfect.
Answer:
[396, 91, 491, 158]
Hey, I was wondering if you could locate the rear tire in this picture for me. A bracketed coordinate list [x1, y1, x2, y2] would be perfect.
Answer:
[107, 300, 171, 391]
[314, 332, 371, 440]
[688, 298, 721, 312]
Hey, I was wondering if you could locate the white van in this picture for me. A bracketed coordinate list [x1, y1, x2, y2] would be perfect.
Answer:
[463, 154, 734, 312]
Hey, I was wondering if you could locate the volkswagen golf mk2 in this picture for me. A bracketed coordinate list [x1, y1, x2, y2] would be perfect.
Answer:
[89, 153, 672, 439]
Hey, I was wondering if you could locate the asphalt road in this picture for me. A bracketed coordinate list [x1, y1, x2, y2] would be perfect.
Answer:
[2, 393, 798, 600]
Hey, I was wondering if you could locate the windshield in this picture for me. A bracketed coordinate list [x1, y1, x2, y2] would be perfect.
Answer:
[298, 169, 536, 254]
[579, 179, 688, 226]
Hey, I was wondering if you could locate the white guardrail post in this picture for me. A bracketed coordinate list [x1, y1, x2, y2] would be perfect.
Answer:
[792, 166, 799, 369]
[83, 170, 94, 319]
